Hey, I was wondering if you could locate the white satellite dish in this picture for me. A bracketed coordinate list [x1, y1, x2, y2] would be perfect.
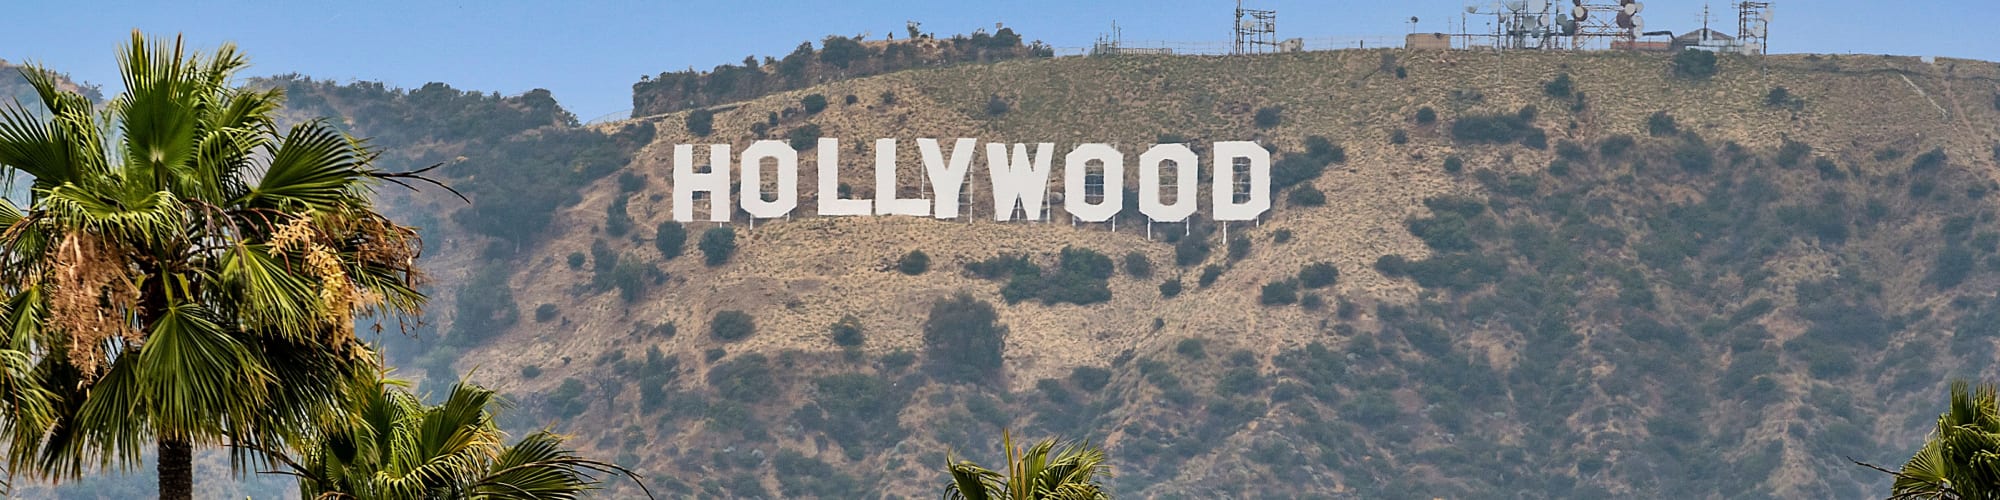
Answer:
[1761, 8, 1773, 22]
[1621, 2, 1637, 15]
[1630, 2, 1643, 14]
[1572, 5, 1587, 19]
[1632, 15, 1644, 34]
[1505, 0, 1529, 12]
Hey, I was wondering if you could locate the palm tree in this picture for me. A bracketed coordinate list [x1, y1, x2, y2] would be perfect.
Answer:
[1872, 381, 2000, 499]
[0, 32, 425, 498]
[942, 430, 1112, 500]
[270, 373, 646, 500]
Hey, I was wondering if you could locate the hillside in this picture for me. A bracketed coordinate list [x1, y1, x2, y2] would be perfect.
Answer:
[296, 49, 2000, 499]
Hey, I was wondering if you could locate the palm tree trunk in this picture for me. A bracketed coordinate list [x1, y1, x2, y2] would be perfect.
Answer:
[158, 437, 193, 500]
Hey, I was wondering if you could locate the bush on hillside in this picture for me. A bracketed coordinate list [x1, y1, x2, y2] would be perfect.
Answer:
[685, 109, 715, 136]
[1415, 106, 1438, 125]
[1260, 279, 1300, 306]
[1673, 49, 1719, 79]
[802, 93, 829, 114]
[830, 315, 866, 347]
[1300, 262, 1340, 289]
[700, 226, 737, 266]
[1160, 277, 1184, 298]
[1544, 73, 1574, 98]
[1290, 186, 1326, 207]
[1254, 106, 1283, 128]
[656, 221, 687, 259]
[788, 123, 823, 150]
[1647, 111, 1678, 137]
[711, 310, 756, 341]
[923, 293, 1008, 383]
[1124, 252, 1153, 278]
[898, 250, 931, 275]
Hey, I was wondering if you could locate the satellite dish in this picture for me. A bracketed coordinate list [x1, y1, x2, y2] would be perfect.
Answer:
[1621, 2, 1638, 15]
[1573, 6, 1587, 19]
[1630, 2, 1643, 14]
[1632, 15, 1645, 34]
[1467, 5, 1480, 13]
[1761, 9, 1773, 22]
[1505, 0, 1529, 12]
[1615, 12, 1633, 28]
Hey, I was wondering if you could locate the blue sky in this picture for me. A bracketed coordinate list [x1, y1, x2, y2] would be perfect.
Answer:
[3, 0, 1992, 120]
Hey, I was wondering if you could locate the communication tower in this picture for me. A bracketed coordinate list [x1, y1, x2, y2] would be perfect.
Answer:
[1234, 1, 1279, 54]
[1736, 2, 1772, 55]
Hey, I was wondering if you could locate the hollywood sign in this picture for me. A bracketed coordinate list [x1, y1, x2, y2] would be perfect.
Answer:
[670, 139, 1271, 222]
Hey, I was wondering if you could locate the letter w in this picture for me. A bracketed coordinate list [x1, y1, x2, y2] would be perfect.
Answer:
[986, 143, 1054, 221]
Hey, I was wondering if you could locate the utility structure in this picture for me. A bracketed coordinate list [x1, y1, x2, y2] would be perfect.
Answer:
[1234, 1, 1279, 54]
[1735, 1, 1772, 55]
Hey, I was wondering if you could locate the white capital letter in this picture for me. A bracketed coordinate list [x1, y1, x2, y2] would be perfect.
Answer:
[920, 138, 977, 219]
[816, 138, 872, 216]
[1212, 141, 1271, 221]
[1139, 144, 1198, 222]
[874, 139, 929, 216]
[739, 140, 797, 219]
[1064, 144, 1124, 222]
[987, 142, 1055, 221]
[673, 144, 731, 222]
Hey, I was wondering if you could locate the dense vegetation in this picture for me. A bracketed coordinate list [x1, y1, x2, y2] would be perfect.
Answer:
[631, 28, 1052, 117]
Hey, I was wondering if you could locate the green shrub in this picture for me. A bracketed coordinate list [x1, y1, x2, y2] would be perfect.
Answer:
[1070, 366, 1112, 392]
[1260, 279, 1299, 306]
[711, 310, 756, 341]
[1674, 137, 1715, 172]
[1450, 111, 1535, 144]
[604, 197, 631, 236]
[1254, 106, 1283, 128]
[1647, 111, 1678, 136]
[1174, 236, 1211, 266]
[548, 378, 588, 418]
[802, 93, 828, 114]
[898, 250, 931, 275]
[1415, 106, 1437, 125]
[1175, 338, 1206, 359]
[1912, 147, 1949, 173]
[685, 109, 715, 137]
[700, 226, 737, 266]
[707, 353, 774, 402]
[1556, 140, 1588, 161]
[566, 252, 585, 269]
[1273, 229, 1294, 243]
[1300, 262, 1340, 288]
[881, 90, 897, 105]
[656, 221, 687, 259]
[1160, 278, 1184, 298]
[1601, 134, 1637, 157]
[1198, 265, 1223, 288]
[1390, 129, 1409, 145]
[986, 95, 1010, 116]
[923, 293, 1007, 383]
[520, 365, 541, 379]
[1290, 186, 1326, 207]
[1227, 236, 1252, 261]
[1776, 139, 1812, 168]
[1764, 86, 1793, 107]
[1930, 246, 1976, 288]
[831, 315, 865, 347]
[1543, 73, 1574, 98]
[1305, 135, 1346, 163]
[1521, 127, 1548, 150]
[787, 123, 823, 150]
[1124, 252, 1153, 278]
[534, 303, 558, 323]
[1443, 156, 1464, 173]
[1672, 49, 1719, 79]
